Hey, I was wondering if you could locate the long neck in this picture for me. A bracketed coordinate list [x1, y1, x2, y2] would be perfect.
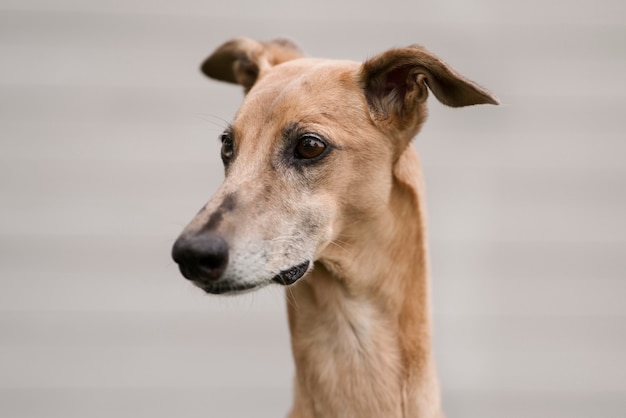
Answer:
[286, 147, 443, 418]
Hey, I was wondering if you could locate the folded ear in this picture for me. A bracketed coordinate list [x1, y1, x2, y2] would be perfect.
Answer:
[200, 37, 304, 93]
[360, 45, 498, 127]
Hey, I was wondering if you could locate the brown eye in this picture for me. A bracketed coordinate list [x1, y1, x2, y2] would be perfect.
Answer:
[295, 134, 326, 159]
[220, 133, 234, 162]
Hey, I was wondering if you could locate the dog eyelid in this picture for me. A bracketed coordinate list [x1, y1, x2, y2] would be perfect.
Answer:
[219, 131, 232, 143]
[220, 131, 234, 162]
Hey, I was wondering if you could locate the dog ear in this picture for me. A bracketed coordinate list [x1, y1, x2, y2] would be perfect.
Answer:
[200, 37, 304, 93]
[360, 45, 498, 127]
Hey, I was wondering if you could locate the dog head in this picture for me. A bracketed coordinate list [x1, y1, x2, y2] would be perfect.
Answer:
[172, 37, 497, 294]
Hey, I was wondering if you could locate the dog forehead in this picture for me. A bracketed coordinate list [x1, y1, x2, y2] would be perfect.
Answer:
[236, 58, 363, 123]
[264, 58, 360, 90]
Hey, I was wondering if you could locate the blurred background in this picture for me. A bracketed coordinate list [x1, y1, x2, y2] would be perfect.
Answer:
[0, 1, 624, 417]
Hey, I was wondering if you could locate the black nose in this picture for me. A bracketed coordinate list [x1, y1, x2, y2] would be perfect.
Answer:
[171, 233, 229, 282]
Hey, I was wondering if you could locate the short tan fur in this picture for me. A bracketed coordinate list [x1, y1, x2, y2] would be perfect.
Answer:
[172, 37, 498, 418]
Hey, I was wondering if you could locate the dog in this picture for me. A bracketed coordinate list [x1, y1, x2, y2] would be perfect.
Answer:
[172, 37, 498, 418]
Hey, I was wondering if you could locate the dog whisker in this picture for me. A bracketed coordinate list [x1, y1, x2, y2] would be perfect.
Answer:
[284, 285, 300, 312]
[267, 236, 299, 242]
[194, 113, 232, 129]
[329, 240, 348, 252]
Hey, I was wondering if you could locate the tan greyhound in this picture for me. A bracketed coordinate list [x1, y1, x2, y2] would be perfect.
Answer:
[172, 37, 498, 418]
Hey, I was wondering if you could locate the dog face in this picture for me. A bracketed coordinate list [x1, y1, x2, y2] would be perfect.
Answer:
[172, 38, 497, 294]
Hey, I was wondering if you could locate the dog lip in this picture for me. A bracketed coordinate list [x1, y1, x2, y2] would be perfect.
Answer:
[272, 261, 310, 286]
[196, 260, 310, 294]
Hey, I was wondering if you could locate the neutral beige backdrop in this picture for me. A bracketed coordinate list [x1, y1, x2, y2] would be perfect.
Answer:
[1, 1, 625, 417]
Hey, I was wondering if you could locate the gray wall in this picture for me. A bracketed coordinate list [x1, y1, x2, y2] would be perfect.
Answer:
[1, 1, 624, 417]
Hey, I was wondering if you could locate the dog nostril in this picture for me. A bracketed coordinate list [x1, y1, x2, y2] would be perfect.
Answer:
[172, 233, 229, 282]
[197, 252, 227, 274]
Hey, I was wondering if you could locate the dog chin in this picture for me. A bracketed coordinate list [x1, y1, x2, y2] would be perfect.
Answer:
[195, 280, 269, 295]
[195, 260, 311, 295]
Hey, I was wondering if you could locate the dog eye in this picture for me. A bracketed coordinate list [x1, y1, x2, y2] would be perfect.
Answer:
[220, 133, 234, 162]
[295, 134, 326, 160]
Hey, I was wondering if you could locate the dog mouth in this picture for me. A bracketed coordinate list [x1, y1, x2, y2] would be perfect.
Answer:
[272, 260, 310, 286]
[198, 260, 310, 294]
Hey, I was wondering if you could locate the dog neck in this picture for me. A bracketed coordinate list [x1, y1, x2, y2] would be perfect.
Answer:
[286, 146, 443, 418]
